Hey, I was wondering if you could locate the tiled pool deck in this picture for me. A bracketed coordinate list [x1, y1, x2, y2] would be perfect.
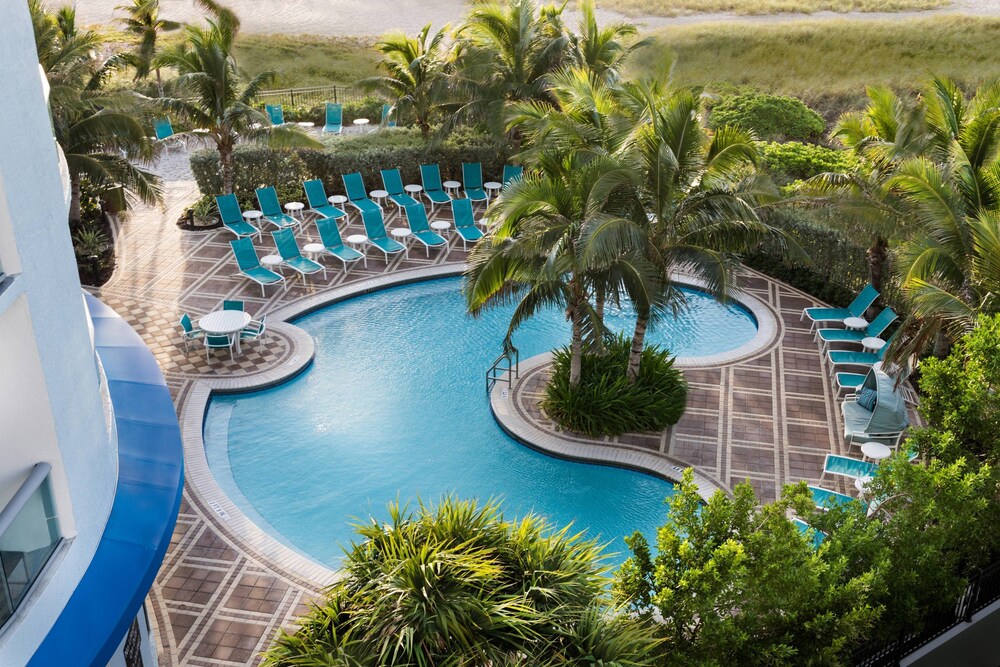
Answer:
[92, 178, 913, 665]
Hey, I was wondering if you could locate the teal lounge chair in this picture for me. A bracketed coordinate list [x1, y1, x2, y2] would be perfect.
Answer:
[792, 518, 826, 548]
[381, 168, 419, 212]
[420, 164, 452, 211]
[256, 186, 299, 230]
[381, 103, 396, 128]
[153, 117, 182, 151]
[841, 366, 909, 447]
[272, 228, 325, 283]
[502, 164, 523, 186]
[178, 313, 203, 350]
[229, 237, 284, 296]
[360, 208, 406, 261]
[827, 331, 896, 371]
[323, 102, 343, 134]
[817, 307, 897, 350]
[801, 284, 879, 330]
[342, 172, 381, 216]
[240, 313, 267, 351]
[808, 485, 860, 511]
[215, 194, 260, 240]
[303, 179, 347, 222]
[462, 162, 488, 203]
[821, 454, 878, 482]
[265, 104, 285, 125]
[316, 217, 365, 270]
[403, 203, 447, 256]
[452, 198, 484, 250]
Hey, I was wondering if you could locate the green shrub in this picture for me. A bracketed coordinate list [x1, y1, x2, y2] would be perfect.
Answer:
[542, 335, 688, 437]
[275, 96, 386, 125]
[710, 92, 826, 142]
[760, 141, 855, 182]
[190, 128, 511, 210]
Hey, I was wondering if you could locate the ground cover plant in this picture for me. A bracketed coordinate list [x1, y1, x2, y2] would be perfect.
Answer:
[543, 335, 688, 437]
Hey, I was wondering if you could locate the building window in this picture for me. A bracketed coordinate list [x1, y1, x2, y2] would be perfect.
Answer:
[0, 464, 61, 628]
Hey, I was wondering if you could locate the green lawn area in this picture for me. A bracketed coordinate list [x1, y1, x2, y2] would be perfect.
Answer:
[637, 16, 1000, 109]
[233, 34, 379, 88]
[598, 0, 946, 16]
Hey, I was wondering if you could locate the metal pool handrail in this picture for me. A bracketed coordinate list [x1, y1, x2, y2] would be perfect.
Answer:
[486, 350, 519, 394]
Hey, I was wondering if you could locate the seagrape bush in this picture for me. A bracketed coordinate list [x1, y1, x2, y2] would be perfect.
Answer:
[710, 92, 826, 142]
[760, 141, 855, 182]
[190, 127, 511, 210]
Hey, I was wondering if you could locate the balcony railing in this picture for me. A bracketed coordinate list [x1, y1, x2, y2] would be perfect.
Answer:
[0, 463, 61, 629]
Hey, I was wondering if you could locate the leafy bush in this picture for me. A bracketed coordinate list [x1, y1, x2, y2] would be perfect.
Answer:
[710, 92, 826, 142]
[542, 335, 688, 437]
[274, 96, 386, 125]
[190, 127, 510, 210]
[263, 497, 661, 666]
[760, 141, 855, 182]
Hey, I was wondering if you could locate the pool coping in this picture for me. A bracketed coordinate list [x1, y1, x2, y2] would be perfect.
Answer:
[179, 264, 775, 583]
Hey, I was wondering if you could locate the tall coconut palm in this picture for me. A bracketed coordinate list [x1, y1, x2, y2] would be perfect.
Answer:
[31, 0, 161, 226]
[566, 0, 649, 82]
[465, 152, 652, 386]
[156, 16, 320, 194]
[591, 86, 780, 382]
[116, 0, 181, 96]
[360, 24, 455, 139]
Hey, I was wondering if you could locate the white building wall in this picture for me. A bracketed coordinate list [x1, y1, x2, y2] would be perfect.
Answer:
[0, 0, 119, 661]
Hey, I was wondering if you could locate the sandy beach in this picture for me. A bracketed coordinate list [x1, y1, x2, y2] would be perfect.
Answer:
[70, 0, 1000, 36]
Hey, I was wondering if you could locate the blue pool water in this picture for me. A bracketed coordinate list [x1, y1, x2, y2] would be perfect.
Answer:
[204, 277, 756, 567]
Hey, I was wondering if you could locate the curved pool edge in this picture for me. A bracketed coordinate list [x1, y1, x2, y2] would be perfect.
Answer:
[179, 263, 776, 584]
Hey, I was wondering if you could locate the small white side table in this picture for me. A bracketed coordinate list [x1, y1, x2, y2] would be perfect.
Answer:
[284, 201, 305, 219]
[345, 234, 368, 251]
[329, 195, 349, 222]
[303, 242, 324, 262]
[404, 184, 423, 195]
[430, 220, 451, 236]
[261, 254, 283, 274]
[390, 228, 411, 257]
[861, 441, 892, 462]
[844, 317, 869, 331]
[862, 337, 886, 352]
[443, 180, 461, 197]
[297, 121, 315, 129]
[353, 118, 370, 133]
[243, 210, 263, 228]
[369, 189, 389, 210]
[854, 475, 874, 496]
[484, 181, 502, 200]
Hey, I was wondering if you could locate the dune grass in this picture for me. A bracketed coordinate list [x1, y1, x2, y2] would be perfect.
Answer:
[599, 0, 946, 16]
[637, 16, 1000, 106]
[233, 34, 379, 88]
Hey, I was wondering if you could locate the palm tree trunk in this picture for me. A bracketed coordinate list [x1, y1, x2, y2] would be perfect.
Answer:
[627, 312, 648, 384]
[570, 307, 583, 387]
[933, 329, 950, 358]
[155, 68, 164, 97]
[69, 174, 82, 227]
[220, 143, 234, 194]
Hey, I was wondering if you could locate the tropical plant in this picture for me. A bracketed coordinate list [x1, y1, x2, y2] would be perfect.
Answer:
[115, 0, 181, 96]
[31, 0, 162, 227]
[464, 151, 652, 387]
[156, 10, 321, 194]
[566, 0, 647, 82]
[543, 334, 687, 436]
[709, 91, 826, 142]
[454, 0, 569, 131]
[360, 24, 455, 139]
[614, 469, 880, 666]
[263, 496, 662, 666]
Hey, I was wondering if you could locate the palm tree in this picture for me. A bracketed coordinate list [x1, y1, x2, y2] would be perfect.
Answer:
[31, 0, 161, 226]
[592, 86, 780, 382]
[156, 15, 320, 194]
[263, 497, 661, 666]
[566, 0, 648, 82]
[116, 0, 181, 96]
[465, 152, 649, 386]
[454, 0, 569, 131]
[360, 24, 455, 139]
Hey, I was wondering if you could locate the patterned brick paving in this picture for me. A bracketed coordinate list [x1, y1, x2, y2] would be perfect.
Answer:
[93, 175, 911, 665]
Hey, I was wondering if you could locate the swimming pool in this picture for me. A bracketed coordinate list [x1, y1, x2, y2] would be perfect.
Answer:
[204, 277, 757, 567]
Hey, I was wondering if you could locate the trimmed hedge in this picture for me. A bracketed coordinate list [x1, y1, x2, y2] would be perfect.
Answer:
[190, 128, 512, 209]
[710, 92, 826, 142]
[760, 141, 855, 183]
[542, 335, 688, 438]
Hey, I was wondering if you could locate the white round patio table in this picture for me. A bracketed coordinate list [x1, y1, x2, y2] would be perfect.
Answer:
[260, 254, 283, 273]
[854, 475, 874, 495]
[369, 190, 389, 209]
[297, 122, 315, 129]
[404, 184, 423, 194]
[200, 310, 251, 353]
[861, 441, 892, 462]
[484, 181, 502, 199]
[284, 201, 305, 219]
[862, 337, 886, 352]
[353, 118, 370, 133]
[303, 242, 324, 261]
[328, 195, 348, 206]
[243, 210, 263, 228]
[442, 180, 461, 197]
[844, 316, 868, 331]
[390, 228, 411, 240]
[346, 233, 368, 250]
[430, 220, 451, 235]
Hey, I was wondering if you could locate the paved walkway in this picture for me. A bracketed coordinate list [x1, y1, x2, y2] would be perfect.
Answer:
[93, 173, 909, 664]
